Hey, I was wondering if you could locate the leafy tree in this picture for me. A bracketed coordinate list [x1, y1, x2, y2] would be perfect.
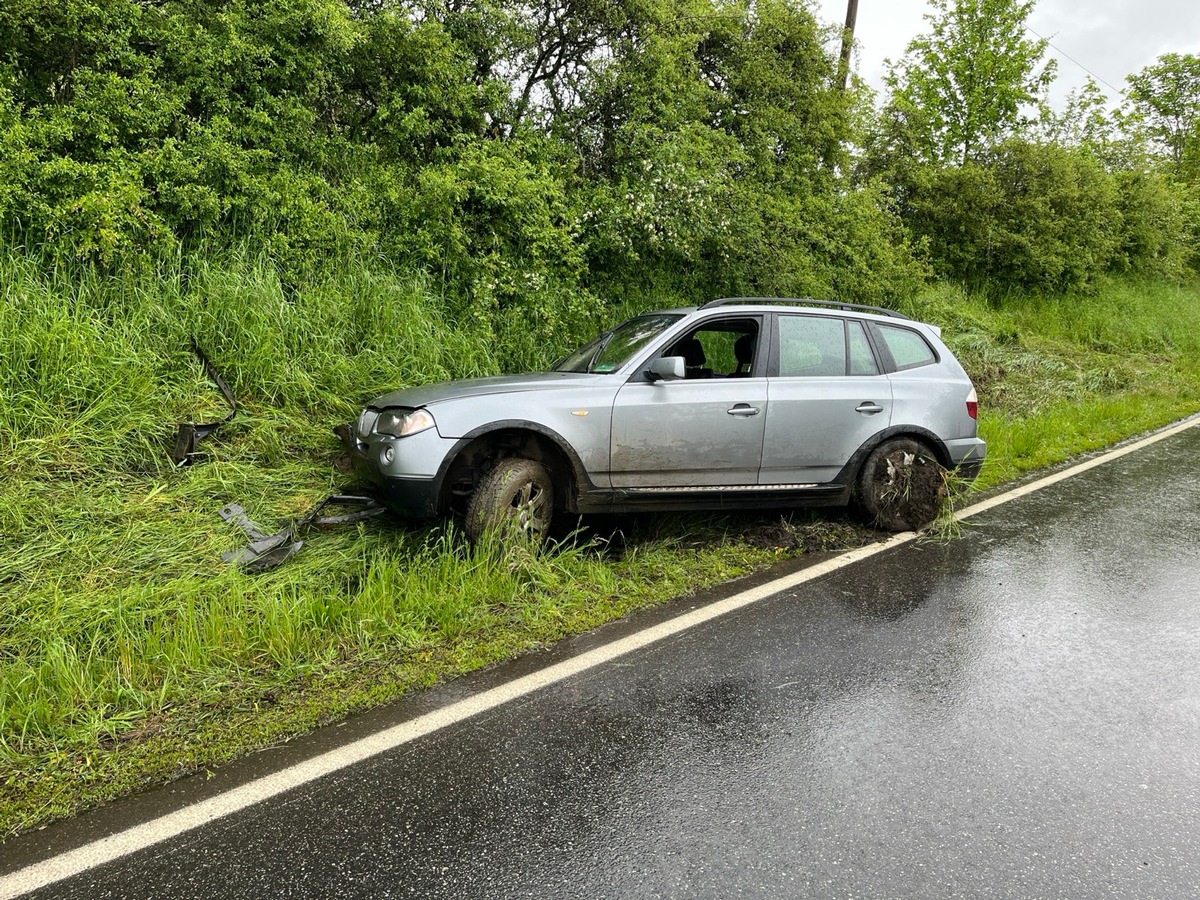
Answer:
[1110, 169, 1187, 277]
[0, 0, 921, 308]
[562, 0, 924, 303]
[1179, 181, 1200, 274]
[496, 0, 633, 134]
[1046, 78, 1113, 152]
[881, 0, 1055, 164]
[1124, 52, 1200, 177]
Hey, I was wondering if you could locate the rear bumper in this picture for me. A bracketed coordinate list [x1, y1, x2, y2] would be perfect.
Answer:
[954, 458, 984, 482]
[945, 437, 987, 481]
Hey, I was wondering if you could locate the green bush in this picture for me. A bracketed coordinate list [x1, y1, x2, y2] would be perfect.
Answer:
[1111, 169, 1187, 277]
[1177, 179, 1200, 275]
[905, 141, 1124, 292]
[1, 0, 1193, 319]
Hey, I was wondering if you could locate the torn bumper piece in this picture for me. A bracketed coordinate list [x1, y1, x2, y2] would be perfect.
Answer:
[219, 504, 304, 573]
[172, 339, 237, 467]
[219, 494, 386, 573]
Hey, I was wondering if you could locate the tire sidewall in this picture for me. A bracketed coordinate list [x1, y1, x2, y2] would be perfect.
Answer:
[857, 438, 943, 532]
[465, 458, 554, 543]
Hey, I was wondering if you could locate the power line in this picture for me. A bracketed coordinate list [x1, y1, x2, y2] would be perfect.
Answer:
[1024, 24, 1125, 97]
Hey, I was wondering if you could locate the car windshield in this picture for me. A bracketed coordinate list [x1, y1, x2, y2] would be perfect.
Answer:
[553, 314, 683, 374]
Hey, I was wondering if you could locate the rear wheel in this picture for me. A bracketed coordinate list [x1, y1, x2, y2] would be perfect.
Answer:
[857, 438, 945, 532]
[465, 457, 554, 544]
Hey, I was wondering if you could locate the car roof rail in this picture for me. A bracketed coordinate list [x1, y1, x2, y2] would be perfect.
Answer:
[698, 297, 912, 321]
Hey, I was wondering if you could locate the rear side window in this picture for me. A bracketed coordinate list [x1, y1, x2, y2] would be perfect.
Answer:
[778, 316, 845, 377]
[874, 324, 937, 370]
[776, 315, 882, 377]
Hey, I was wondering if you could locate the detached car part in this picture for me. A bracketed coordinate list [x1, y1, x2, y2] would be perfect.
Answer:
[172, 339, 237, 467]
[219, 494, 386, 573]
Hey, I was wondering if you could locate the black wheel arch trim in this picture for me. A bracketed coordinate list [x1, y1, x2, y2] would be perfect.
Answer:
[433, 420, 598, 511]
[835, 425, 953, 488]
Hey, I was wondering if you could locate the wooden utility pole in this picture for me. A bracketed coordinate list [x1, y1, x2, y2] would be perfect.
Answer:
[838, 0, 860, 91]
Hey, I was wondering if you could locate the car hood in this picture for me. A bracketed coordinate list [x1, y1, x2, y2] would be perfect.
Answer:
[369, 371, 608, 409]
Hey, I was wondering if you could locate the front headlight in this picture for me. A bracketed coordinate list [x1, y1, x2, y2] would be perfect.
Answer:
[374, 407, 436, 438]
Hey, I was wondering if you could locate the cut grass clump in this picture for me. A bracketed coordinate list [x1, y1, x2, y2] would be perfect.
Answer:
[3, 250, 1200, 838]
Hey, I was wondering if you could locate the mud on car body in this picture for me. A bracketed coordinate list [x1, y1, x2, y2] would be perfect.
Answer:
[344, 299, 986, 541]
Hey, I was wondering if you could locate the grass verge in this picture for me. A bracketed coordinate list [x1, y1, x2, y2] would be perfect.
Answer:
[3, 257, 1199, 839]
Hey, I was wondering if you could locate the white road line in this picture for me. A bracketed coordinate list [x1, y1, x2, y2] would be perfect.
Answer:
[3, 415, 1196, 899]
[955, 416, 1199, 521]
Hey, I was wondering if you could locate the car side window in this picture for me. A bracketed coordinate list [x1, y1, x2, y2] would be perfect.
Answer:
[874, 324, 937, 370]
[848, 320, 879, 376]
[777, 315, 846, 377]
[662, 318, 760, 379]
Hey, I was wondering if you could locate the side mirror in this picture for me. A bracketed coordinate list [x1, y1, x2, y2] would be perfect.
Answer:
[647, 356, 686, 382]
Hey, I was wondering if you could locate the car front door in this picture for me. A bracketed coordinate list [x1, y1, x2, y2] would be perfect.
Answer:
[759, 314, 893, 484]
[609, 318, 767, 488]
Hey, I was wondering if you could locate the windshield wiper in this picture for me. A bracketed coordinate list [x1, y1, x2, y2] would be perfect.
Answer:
[585, 332, 615, 373]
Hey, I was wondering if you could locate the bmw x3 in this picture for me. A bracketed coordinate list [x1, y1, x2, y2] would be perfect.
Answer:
[344, 299, 986, 540]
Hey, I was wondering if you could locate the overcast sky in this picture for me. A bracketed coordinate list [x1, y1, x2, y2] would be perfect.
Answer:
[811, 0, 1200, 109]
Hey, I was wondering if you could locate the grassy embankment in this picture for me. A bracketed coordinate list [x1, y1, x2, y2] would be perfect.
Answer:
[3, 250, 1200, 838]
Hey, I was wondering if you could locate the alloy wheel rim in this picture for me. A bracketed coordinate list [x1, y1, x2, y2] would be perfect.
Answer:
[511, 481, 548, 532]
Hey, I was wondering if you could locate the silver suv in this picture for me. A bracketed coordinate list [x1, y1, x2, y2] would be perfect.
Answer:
[344, 299, 985, 539]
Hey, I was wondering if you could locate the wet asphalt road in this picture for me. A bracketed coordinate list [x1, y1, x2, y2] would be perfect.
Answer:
[8, 425, 1200, 899]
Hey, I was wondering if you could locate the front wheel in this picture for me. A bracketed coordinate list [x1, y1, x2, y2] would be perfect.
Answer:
[465, 458, 554, 544]
[857, 438, 945, 532]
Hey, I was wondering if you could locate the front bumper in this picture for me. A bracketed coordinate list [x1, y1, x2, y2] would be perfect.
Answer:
[340, 421, 454, 518]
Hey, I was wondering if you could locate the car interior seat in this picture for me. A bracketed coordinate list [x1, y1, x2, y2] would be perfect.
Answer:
[730, 333, 755, 376]
[673, 337, 712, 379]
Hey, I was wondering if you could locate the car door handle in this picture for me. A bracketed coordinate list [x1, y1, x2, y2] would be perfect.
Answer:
[727, 404, 761, 417]
[855, 402, 885, 415]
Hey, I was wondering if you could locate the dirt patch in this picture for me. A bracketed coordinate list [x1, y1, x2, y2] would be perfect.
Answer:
[741, 518, 874, 553]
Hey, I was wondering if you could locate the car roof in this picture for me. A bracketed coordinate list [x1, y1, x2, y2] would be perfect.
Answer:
[649, 298, 917, 322]
[643, 299, 941, 338]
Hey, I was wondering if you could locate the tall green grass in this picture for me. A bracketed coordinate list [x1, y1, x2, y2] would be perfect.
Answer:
[0, 246, 783, 834]
[0, 246, 605, 754]
[3, 250, 1200, 836]
[903, 280, 1200, 485]
[0, 248, 501, 478]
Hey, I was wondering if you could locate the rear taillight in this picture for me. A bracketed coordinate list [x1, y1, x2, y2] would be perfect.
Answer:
[966, 387, 978, 420]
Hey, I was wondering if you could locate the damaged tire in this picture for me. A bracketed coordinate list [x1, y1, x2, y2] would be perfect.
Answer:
[465, 457, 554, 544]
[857, 438, 945, 532]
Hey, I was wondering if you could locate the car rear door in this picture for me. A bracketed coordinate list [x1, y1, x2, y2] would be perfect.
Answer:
[759, 313, 892, 484]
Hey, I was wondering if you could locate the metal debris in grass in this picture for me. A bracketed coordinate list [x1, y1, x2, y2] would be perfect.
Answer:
[171, 339, 237, 467]
[219, 494, 386, 573]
